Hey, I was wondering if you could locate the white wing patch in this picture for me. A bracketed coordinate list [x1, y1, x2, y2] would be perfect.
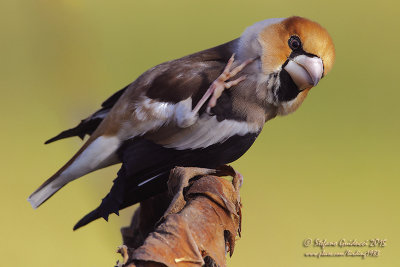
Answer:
[133, 97, 176, 121]
[164, 114, 261, 150]
[121, 97, 197, 139]
[134, 97, 195, 127]
[122, 96, 261, 150]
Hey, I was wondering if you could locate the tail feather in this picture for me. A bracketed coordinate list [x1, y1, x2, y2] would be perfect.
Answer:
[29, 135, 121, 209]
[28, 174, 71, 209]
[73, 171, 169, 230]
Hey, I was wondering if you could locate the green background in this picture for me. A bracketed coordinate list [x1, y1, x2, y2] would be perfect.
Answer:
[1, 0, 399, 266]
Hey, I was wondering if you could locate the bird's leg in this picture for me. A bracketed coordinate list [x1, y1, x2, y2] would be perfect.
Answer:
[192, 54, 254, 114]
[175, 55, 253, 128]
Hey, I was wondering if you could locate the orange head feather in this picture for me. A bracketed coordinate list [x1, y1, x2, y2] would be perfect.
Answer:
[258, 16, 335, 76]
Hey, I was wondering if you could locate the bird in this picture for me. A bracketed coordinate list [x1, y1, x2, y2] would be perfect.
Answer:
[28, 16, 335, 230]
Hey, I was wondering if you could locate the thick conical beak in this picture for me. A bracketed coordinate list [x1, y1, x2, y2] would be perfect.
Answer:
[284, 55, 323, 90]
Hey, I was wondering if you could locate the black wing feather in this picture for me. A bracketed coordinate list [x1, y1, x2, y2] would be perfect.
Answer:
[44, 85, 129, 144]
[73, 133, 258, 230]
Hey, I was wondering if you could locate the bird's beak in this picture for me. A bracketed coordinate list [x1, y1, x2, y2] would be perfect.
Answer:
[284, 55, 324, 90]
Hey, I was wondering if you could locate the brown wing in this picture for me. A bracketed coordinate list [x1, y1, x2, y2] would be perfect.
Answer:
[44, 39, 237, 144]
[95, 38, 264, 150]
[95, 39, 249, 138]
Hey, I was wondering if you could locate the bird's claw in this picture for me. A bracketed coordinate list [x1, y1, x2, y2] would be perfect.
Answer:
[116, 245, 129, 265]
[232, 170, 244, 190]
[192, 54, 253, 115]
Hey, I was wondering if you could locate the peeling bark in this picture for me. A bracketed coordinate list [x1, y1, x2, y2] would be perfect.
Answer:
[117, 166, 242, 267]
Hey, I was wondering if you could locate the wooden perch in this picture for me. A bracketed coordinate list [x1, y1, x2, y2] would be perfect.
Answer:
[116, 165, 243, 267]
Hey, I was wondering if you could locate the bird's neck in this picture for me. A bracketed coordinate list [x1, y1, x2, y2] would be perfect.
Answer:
[230, 74, 278, 125]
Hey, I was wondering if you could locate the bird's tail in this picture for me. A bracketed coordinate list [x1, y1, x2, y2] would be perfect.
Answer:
[28, 136, 121, 209]
[28, 173, 73, 209]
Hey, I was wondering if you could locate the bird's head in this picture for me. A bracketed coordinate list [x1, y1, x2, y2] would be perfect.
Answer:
[238, 16, 335, 115]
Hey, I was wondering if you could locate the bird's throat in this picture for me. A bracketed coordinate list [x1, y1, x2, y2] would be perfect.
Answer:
[277, 69, 300, 102]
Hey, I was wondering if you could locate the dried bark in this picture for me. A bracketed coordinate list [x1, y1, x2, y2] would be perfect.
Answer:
[116, 166, 243, 267]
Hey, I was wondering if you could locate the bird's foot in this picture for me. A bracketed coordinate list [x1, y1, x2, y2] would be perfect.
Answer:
[192, 54, 254, 114]
[174, 98, 199, 128]
[116, 245, 129, 266]
[234, 171, 244, 189]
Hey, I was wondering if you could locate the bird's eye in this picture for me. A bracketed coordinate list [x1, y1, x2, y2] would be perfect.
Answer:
[288, 36, 302, 50]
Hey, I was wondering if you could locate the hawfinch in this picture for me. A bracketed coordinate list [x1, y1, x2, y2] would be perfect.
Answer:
[28, 16, 335, 229]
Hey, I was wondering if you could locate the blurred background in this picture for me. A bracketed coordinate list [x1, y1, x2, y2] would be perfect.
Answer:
[1, 0, 399, 266]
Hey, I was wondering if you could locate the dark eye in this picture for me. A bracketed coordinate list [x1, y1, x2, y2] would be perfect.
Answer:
[288, 36, 301, 50]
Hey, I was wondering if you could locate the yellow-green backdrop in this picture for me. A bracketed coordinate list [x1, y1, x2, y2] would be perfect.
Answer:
[1, 1, 399, 266]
